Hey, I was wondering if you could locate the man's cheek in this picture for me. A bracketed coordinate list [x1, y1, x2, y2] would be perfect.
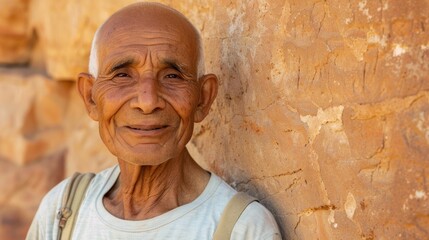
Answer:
[98, 124, 118, 156]
[93, 81, 121, 99]
[94, 91, 126, 119]
[165, 93, 198, 113]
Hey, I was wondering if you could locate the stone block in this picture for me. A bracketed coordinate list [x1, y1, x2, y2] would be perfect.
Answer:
[0, 68, 73, 165]
[0, 0, 31, 64]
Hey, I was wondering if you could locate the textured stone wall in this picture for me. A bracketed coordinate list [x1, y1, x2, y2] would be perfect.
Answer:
[0, 0, 428, 239]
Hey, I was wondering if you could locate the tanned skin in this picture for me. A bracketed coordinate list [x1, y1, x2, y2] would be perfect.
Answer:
[77, 3, 218, 220]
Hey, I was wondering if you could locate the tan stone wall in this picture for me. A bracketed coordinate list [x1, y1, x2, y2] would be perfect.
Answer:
[0, 0, 428, 239]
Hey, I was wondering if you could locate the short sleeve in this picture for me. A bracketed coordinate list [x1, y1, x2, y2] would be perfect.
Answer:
[231, 201, 282, 240]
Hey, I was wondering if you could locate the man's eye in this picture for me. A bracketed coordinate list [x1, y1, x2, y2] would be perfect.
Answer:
[114, 73, 130, 78]
[165, 74, 180, 79]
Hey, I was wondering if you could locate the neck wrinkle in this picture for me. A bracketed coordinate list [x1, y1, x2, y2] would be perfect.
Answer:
[105, 149, 207, 220]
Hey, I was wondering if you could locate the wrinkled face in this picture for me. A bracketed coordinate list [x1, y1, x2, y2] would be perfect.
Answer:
[89, 12, 202, 165]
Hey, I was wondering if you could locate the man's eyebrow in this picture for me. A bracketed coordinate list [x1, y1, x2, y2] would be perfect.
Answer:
[162, 59, 187, 73]
[107, 59, 135, 75]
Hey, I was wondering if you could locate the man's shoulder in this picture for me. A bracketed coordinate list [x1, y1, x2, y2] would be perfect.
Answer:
[207, 174, 282, 239]
[238, 201, 279, 227]
[209, 173, 237, 197]
[41, 165, 118, 207]
[232, 201, 282, 239]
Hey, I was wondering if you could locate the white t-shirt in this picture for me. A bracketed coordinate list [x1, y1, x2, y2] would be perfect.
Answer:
[27, 165, 281, 239]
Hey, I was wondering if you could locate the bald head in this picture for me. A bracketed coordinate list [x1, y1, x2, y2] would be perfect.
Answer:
[88, 2, 205, 78]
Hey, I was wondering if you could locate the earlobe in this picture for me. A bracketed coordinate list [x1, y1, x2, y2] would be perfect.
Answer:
[194, 74, 218, 123]
[77, 73, 99, 121]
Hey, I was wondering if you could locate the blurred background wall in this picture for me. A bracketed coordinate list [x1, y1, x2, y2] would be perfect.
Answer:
[0, 0, 428, 239]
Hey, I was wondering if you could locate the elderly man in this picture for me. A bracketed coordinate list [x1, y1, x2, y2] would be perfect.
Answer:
[27, 2, 281, 239]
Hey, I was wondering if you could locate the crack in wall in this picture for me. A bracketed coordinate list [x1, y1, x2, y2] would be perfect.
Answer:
[236, 168, 303, 187]
[260, 176, 302, 201]
[299, 204, 337, 216]
[352, 90, 428, 120]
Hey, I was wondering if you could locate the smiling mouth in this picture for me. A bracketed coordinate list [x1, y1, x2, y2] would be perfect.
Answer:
[126, 125, 168, 131]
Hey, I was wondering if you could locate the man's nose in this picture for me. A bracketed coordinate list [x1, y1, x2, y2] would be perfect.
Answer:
[129, 77, 165, 114]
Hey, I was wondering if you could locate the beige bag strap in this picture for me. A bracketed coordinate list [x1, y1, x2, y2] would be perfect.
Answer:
[57, 172, 95, 240]
[213, 192, 257, 240]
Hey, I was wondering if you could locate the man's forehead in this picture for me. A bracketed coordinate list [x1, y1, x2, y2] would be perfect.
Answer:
[96, 29, 197, 75]
[98, 28, 185, 48]
[97, 30, 195, 66]
[101, 46, 187, 68]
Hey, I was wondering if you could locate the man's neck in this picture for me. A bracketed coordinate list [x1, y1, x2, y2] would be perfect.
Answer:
[103, 149, 210, 220]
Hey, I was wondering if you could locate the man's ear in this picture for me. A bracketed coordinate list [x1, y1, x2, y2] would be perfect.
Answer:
[77, 73, 99, 121]
[194, 74, 218, 123]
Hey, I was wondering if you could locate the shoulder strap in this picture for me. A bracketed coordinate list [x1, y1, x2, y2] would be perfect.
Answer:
[213, 192, 257, 240]
[57, 172, 95, 240]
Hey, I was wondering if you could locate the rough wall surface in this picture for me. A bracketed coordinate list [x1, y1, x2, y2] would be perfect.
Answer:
[0, 0, 428, 239]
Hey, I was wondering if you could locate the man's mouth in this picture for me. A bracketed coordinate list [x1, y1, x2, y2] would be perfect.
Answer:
[126, 125, 168, 131]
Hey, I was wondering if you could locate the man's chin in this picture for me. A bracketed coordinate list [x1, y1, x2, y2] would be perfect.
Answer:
[116, 150, 175, 166]
[108, 140, 186, 166]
